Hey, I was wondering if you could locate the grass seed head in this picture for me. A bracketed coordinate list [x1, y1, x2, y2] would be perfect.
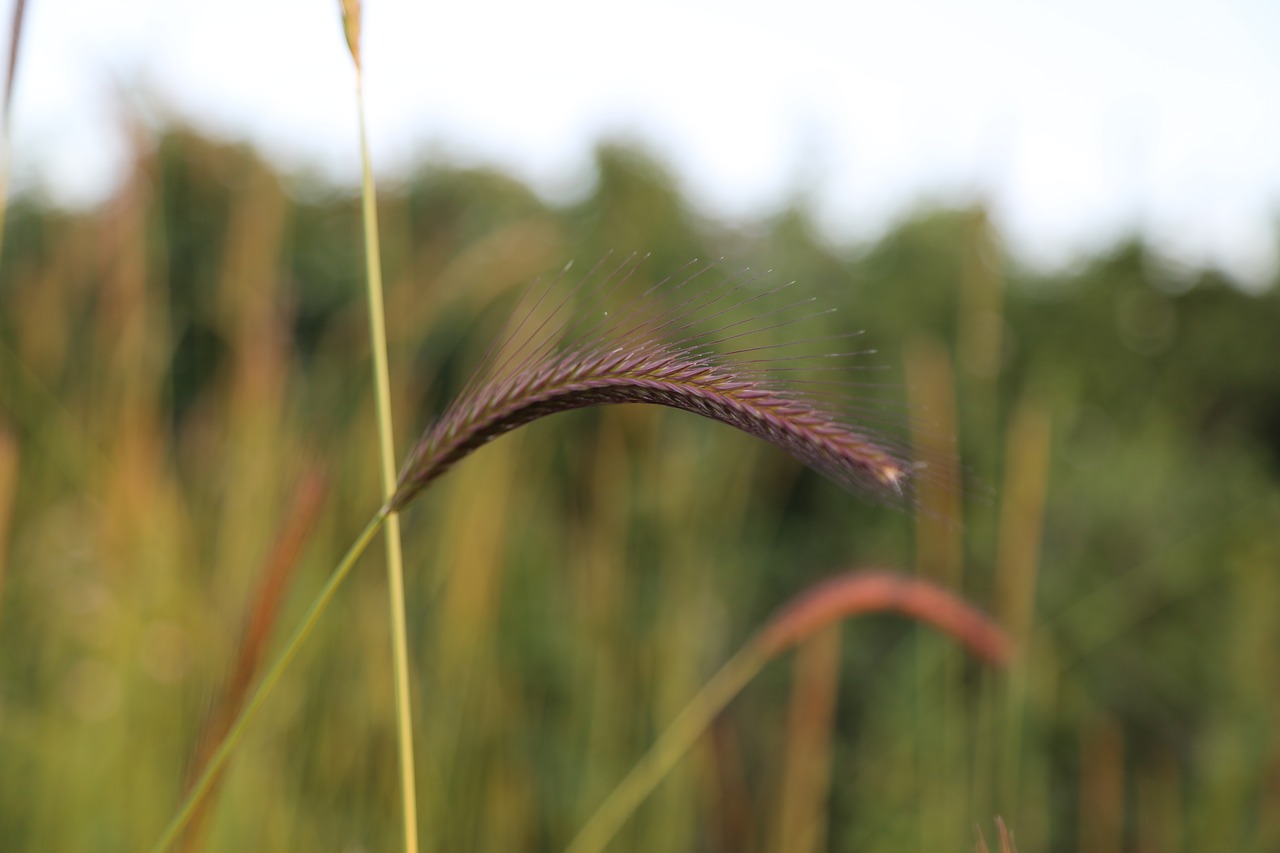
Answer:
[392, 255, 916, 511]
[339, 0, 362, 69]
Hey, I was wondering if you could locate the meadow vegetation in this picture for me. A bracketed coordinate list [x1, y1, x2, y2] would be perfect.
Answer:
[1, 127, 1278, 851]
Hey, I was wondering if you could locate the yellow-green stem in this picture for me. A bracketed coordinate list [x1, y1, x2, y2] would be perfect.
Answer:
[150, 511, 389, 853]
[354, 66, 421, 853]
[566, 639, 771, 853]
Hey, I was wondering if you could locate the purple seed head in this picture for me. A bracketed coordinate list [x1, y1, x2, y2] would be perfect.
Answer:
[391, 255, 913, 511]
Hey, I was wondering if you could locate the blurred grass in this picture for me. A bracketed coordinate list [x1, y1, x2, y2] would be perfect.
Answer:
[1, 128, 1278, 851]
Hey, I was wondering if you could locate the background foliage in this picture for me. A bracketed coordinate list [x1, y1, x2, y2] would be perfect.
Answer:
[1, 128, 1278, 851]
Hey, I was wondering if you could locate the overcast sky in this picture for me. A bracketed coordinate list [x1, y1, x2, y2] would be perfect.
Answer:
[6, 0, 1280, 286]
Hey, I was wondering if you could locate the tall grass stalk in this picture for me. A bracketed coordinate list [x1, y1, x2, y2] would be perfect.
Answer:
[341, 3, 421, 850]
[0, 0, 28, 267]
[150, 510, 389, 853]
[995, 399, 1051, 813]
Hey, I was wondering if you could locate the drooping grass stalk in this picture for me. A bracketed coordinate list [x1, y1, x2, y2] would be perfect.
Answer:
[395, 342, 909, 509]
[340, 4, 421, 850]
[393, 258, 914, 508]
[565, 571, 1011, 853]
[150, 510, 388, 853]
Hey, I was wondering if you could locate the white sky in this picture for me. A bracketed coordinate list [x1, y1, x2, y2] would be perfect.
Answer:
[6, 0, 1280, 285]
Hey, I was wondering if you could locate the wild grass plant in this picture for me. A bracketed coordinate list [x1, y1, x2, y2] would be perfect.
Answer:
[4, 13, 1280, 851]
[340, 4, 420, 848]
[154, 229, 1010, 848]
[158, 8, 999, 848]
[142, 12, 1009, 847]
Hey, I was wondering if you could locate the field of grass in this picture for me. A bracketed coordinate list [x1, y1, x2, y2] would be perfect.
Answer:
[2, 118, 1279, 851]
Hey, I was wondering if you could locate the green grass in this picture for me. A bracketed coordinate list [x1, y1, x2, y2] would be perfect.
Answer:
[1, 125, 1278, 852]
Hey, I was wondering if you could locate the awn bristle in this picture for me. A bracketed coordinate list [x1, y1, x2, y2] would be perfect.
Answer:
[392, 256, 912, 511]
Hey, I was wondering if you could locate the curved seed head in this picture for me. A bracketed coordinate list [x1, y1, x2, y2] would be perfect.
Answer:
[392, 255, 914, 511]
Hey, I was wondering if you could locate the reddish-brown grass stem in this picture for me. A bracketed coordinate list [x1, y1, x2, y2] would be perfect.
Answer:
[758, 569, 1011, 664]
